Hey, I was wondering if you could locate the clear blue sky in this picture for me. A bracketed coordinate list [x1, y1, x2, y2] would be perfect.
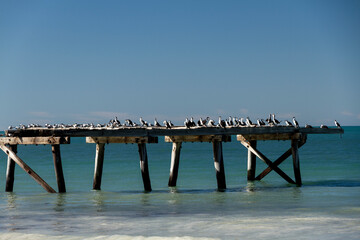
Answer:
[1, 0, 359, 128]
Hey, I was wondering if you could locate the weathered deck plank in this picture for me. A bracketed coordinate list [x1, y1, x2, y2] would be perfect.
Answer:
[5, 126, 343, 138]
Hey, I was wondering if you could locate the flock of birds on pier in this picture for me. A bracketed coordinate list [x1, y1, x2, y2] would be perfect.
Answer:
[7, 114, 342, 130]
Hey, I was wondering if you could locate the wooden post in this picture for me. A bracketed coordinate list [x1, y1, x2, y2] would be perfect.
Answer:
[93, 143, 105, 190]
[291, 139, 302, 186]
[0, 144, 56, 193]
[138, 143, 152, 192]
[247, 140, 257, 181]
[5, 145, 17, 192]
[212, 140, 226, 190]
[51, 144, 66, 193]
[168, 142, 182, 187]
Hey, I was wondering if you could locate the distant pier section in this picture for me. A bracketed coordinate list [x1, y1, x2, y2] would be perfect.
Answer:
[1, 124, 344, 193]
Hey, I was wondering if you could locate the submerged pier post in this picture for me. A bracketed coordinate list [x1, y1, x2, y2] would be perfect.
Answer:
[247, 140, 257, 181]
[52, 144, 66, 193]
[168, 142, 182, 187]
[138, 143, 152, 192]
[291, 139, 302, 186]
[212, 140, 226, 190]
[5, 145, 17, 192]
[93, 143, 105, 190]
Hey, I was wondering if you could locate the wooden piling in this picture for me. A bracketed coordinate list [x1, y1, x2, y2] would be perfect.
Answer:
[51, 144, 66, 193]
[138, 143, 152, 192]
[291, 139, 302, 186]
[93, 143, 105, 190]
[247, 140, 257, 181]
[168, 142, 182, 187]
[5, 145, 17, 192]
[212, 140, 226, 190]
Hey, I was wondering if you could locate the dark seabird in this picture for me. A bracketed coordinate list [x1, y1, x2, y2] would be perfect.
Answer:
[257, 119, 265, 127]
[140, 117, 147, 127]
[320, 124, 328, 129]
[184, 118, 191, 128]
[334, 120, 341, 128]
[154, 118, 161, 127]
[218, 116, 226, 128]
[292, 117, 299, 128]
[246, 117, 254, 127]
[163, 120, 171, 129]
[265, 114, 272, 124]
[239, 118, 246, 126]
[189, 117, 196, 127]
[305, 124, 312, 128]
[285, 120, 293, 127]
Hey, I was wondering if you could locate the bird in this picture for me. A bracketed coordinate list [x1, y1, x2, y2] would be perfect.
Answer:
[246, 117, 255, 127]
[238, 118, 246, 127]
[125, 119, 133, 126]
[218, 116, 226, 128]
[292, 117, 299, 128]
[305, 124, 312, 128]
[154, 118, 161, 127]
[257, 119, 265, 127]
[207, 119, 216, 127]
[189, 117, 196, 127]
[272, 114, 281, 125]
[163, 120, 172, 129]
[139, 117, 147, 127]
[8, 125, 13, 130]
[265, 114, 272, 124]
[334, 120, 341, 128]
[320, 124, 328, 129]
[184, 118, 191, 128]
[285, 120, 293, 127]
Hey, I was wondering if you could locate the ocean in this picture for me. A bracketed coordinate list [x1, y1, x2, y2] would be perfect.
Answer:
[0, 127, 359, 239]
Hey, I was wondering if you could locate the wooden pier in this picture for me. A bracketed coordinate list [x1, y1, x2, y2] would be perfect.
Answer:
[0, 126, 343, 193]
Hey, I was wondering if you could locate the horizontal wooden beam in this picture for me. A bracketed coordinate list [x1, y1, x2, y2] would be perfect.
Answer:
[237, 133, 302, 141]
[5, 126, 344, 138]
[0, 137, 70, 145]
[86, 136, 158, 144]
[165, 135, 231, 143]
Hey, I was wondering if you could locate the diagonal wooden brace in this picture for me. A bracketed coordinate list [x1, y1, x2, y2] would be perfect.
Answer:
[0, 144, 56, 193]
[240, 141, 296, 184]
[255, 137, 307, 180]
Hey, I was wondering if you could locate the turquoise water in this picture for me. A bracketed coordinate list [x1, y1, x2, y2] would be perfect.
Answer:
[0, 127, 359, 239]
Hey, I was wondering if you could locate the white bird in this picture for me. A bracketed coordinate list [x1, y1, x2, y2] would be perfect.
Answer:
[184, 118, 191, 128]
[257, 119, 265, 127]
[163, 120, 171, 129]
[292, 117, 299, 128]
[334, 120, 341, 128]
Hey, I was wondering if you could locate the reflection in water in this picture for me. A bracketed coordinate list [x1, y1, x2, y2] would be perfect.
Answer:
[54, 193, 66, 212]
[6, 192, 17, 210]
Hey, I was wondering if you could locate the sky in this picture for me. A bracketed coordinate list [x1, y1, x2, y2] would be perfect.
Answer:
[0, 0, 359, 128]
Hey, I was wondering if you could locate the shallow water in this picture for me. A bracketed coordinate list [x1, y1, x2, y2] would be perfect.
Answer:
[0, 127, 359, 239]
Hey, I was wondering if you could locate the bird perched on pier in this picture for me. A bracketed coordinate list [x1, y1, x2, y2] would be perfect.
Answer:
[184, 118, 191, 128]
[238, 118, 246, 127]
[246, 117, 255, 127]
[292, 117, 299, 128]
[265, 114, 272, 125]
[163, 120, 172, 129]
[125, 119, 133, 126]
[154, 118, 161, 127]
[189, 117, 196, 127]
[285, 120, 293, 127]
[305, 124, 312, 128]
[320, 124, 328, 129]
[218, 116, 226, 128]
[140, 117, 147, 127]
[272, 114, 281, 125]
[257, 119, 266, 127]
[334, 120, 341, 128]
[207, 119, 216, 127]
